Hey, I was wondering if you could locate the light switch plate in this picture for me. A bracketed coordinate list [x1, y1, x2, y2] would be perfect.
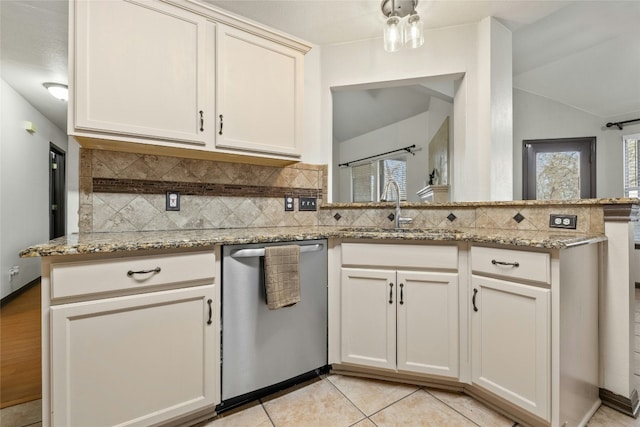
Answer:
[549, 214, 577, 229]
[299, 197, 317, 211]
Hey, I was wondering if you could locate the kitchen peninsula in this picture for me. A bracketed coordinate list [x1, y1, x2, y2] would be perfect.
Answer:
[21, 197, 639, 427]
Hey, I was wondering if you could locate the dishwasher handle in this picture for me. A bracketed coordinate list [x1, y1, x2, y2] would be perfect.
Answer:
[230, 244, 323, 258]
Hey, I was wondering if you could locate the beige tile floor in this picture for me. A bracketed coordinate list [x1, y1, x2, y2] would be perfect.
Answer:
[203, 374, 640, 427]
[1, 375, 640, 427]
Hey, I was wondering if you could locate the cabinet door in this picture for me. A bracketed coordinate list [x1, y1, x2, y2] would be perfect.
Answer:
[341, 268, 396, 370]
[216, 24, 302, 157]
[471, 276, 550, 421]
[397, 271, 459, 378]
[74, 0, 213, 144]
[50, 285, 218, 427]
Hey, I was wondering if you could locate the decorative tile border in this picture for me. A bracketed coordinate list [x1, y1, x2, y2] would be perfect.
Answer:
[92, 178, 322, 198]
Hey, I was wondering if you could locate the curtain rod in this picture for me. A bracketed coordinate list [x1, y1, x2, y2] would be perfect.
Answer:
[606, 118, 640, 130]
[338, 145, 416, 167]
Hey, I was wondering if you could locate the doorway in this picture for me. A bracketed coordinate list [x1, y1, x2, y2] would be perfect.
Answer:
[49, 143, 66, 239]
[522, 137, 596, 200]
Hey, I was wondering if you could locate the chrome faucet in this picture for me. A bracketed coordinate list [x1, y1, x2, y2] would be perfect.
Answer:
[380, 180, 413, 228]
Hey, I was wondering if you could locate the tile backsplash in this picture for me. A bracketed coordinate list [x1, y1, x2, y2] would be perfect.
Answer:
[80, 148, 606, 234]
[318, 204, 605, 234]
[79, 149, 326, 233]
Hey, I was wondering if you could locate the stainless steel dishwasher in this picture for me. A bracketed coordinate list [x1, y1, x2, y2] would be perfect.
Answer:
[218, 239, 328, 411]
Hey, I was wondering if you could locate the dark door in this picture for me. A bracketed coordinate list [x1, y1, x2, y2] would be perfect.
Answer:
[523, 137, 596, 200]
[50, 144, 66, 239]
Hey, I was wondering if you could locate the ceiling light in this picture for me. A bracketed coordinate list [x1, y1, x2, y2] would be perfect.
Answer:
[381, 0, 424, 52]
[43, 82, 68, 101]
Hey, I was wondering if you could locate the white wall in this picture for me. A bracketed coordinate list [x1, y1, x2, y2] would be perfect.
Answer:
[321, 17, 513, 202]
[1, 79, 67, 298]
[66, 135, 80, 235]
[336, 98, 452, 202]
[513, 88, 640, 199]
[337, 112, 428, 202]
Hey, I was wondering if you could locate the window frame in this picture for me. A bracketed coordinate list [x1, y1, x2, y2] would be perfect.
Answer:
[350, 154, 408, 203]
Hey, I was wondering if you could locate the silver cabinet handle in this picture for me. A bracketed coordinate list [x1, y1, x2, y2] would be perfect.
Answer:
[231, 244, 323, 258]
[491, 259, 520, 268]
[127, 267, 161, 277]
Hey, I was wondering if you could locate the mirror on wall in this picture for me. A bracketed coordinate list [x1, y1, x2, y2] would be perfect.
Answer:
[331, 75, 460, 203]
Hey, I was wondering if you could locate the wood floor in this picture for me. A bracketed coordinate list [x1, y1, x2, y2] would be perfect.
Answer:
[1, 281, 41, 408]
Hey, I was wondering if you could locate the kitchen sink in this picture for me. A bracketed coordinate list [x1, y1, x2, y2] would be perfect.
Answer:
[339, 227, 461, 234]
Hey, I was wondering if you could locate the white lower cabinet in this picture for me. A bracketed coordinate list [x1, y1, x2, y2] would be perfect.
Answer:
[341, 267, 459, 378]
[42, 249, 220, 427]
[470, 275, 550, 420]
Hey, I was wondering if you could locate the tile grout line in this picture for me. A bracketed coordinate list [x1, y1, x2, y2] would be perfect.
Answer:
[361, 386, 425, 420]
[323, 376, 370, 424]
[422, 388, 484, 427]
[257, 398, 277, 427]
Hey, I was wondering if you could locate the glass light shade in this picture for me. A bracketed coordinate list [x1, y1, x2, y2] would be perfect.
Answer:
[43, 83, 68, 101]
[405, 13, 424, 49]
[383, 15, 403, 52]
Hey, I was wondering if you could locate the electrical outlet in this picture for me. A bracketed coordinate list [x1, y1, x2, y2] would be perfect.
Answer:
[549, 214, 577, 229]
[284, 195, 295, 211]
[299, 197, 317, 211]
[9, 266, 19, 277]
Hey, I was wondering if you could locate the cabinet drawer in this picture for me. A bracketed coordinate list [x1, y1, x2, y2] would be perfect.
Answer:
[471, 246, 550, 284]
[342, 243, 457, 270]
[51, 251, 215, 300]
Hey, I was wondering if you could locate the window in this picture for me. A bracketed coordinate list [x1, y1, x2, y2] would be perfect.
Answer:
[623, 134, 640, 242]
[351, 156, 407, 202]
[624, 134, 639, 198]
[522, 137, 596, 200]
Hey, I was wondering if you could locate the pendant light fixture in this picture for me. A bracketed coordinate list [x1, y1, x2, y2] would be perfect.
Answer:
[381, 0, 424, 52]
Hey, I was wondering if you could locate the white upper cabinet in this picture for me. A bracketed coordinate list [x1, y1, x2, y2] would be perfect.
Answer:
[70, 0, 310, 161]
[72, 0, 214, 144]
[215, 24, 303, 157]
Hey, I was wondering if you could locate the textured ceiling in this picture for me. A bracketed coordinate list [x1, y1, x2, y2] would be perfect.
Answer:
[1, 0, 638, 136]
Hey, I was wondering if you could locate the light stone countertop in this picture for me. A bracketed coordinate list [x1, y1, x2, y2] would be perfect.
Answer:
[20, 226, 606, 258]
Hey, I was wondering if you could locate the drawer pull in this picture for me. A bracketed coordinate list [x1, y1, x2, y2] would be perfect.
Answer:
[399, 283, 404, 305]
[472, 288, 479, 312]
[207, 299, 213, 325]
[389, 282, 394, 304]
[127, 267, 161, 277]
[491, 259, 520, 268]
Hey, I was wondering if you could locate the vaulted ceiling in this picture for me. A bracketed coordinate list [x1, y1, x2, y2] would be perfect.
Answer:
[1, 0, 639, 134]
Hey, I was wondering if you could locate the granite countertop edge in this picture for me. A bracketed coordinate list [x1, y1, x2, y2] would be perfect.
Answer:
[20, 226, 607, 258]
